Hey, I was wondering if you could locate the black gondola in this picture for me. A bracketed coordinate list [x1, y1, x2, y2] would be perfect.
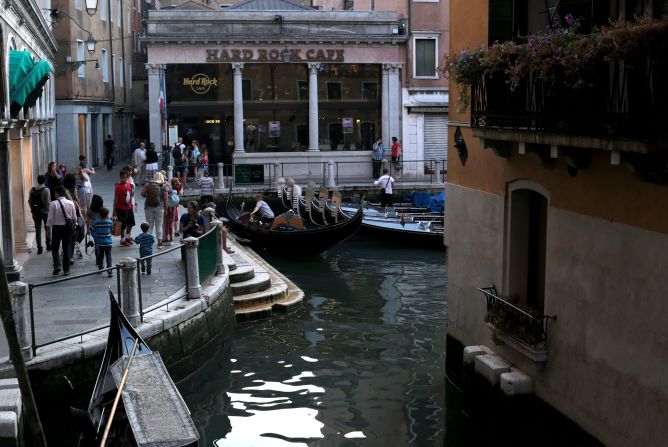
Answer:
[85, 291, 199, 446]
[226, 195, 364, 253]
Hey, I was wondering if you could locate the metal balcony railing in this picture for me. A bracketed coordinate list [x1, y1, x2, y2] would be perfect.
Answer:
[479, 286, 556, 351]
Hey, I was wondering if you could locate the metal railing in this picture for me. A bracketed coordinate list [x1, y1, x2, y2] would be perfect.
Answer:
[478, 285, 556, 351]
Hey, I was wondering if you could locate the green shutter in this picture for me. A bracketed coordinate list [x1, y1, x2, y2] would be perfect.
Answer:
[416, 39, 435, 77]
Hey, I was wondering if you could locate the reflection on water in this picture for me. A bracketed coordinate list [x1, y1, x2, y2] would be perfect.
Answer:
[179, 236, 448, 446]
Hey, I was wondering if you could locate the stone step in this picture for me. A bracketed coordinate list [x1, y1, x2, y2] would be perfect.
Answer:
[235, 291, 304, 322]
[233, 283, 288, 310]
[230, 271, 271, 296]
[229, 265, 255, 283]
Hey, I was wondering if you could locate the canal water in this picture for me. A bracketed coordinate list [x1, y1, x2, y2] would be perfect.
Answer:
[179, 235, 449, 446]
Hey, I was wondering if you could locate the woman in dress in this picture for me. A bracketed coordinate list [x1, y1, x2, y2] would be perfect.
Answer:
[74, 166, 92, 221]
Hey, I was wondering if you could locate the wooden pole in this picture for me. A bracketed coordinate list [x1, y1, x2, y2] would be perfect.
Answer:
[99, 338, 139, 447]
[0, 255, 47, 446]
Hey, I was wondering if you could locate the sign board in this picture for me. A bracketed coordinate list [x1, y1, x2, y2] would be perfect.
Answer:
[268, 121, 281, 138]
[342, 117, 354, 134]
[234, 164, 265, 184]
[168, 125, 178, 147]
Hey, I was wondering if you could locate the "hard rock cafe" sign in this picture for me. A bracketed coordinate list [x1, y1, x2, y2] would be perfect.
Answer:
[205, 48, 345, 63]
[182, 73, 219, 94]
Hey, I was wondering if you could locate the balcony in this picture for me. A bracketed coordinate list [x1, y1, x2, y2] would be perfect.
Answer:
[479, 286, 556, 362]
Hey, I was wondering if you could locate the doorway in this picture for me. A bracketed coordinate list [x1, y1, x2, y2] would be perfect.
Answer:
[78, 114, 87, 158]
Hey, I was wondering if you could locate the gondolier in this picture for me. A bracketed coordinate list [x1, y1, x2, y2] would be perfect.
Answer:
[251, 194, 275, 223]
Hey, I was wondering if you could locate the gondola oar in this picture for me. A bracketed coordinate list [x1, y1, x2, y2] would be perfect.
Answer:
[99, 338, 140, 447]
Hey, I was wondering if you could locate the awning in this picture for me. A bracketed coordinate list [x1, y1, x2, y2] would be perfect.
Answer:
[9, 50, 52, 114]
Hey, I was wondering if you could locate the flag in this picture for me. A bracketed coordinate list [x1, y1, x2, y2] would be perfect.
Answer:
[159, 72, 167, 131]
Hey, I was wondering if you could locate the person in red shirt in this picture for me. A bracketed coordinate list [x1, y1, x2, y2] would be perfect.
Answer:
[112, 170, 136, 246]
[391, 136, 401, 179]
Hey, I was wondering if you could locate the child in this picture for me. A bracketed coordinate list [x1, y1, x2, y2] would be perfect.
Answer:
[90, 207, 113, 277]
[171, 177, 183, 238]
[134, 222, 155, 275]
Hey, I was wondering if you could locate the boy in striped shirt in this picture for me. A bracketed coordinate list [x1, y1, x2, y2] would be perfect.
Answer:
[91, 207, 113, 277]
[134, 222, 156, 275]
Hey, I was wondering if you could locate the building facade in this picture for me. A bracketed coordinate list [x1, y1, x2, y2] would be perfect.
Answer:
[445, 1, 668, 446]
[139, 0, 448, 181]
[1, 0, 57, 280]
[52, 0, 137, 167]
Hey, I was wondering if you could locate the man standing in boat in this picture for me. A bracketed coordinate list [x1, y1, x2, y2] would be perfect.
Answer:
[251, 194, 275, 224]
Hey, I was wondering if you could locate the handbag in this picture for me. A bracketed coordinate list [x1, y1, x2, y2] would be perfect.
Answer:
[57, 199, 77, 235]
[111, 218, 123, 237]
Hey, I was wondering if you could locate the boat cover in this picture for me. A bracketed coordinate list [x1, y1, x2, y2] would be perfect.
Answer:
[111, 352, 199, 447]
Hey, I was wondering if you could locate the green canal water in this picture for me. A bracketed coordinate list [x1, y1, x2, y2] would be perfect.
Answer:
[179, 235, 449, 446]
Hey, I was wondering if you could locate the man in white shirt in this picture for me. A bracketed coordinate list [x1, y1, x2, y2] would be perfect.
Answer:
[373, 168, 395, 208]
[46, 185, 77, 275]
[132, 142, 147, 184]
[251, 194, 275, 223]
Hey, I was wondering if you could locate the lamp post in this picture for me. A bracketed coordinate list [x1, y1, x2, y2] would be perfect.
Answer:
[85, 0, 98, 15]
[86, 34, 96, 55]
[69, 59, 100, 71]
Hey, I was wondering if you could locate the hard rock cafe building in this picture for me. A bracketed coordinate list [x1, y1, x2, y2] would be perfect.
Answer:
[143, 0, 445, 180]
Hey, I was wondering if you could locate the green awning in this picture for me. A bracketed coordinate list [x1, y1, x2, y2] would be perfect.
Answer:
[9, 50, 52, 114]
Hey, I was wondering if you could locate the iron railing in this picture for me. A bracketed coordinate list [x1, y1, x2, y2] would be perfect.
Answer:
[478, 286, 556, 351]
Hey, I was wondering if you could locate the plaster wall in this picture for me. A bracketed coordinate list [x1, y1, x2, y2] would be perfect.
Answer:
[446, 181, 668, 447]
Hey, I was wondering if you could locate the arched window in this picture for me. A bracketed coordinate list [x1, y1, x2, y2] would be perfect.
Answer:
[505, 181, 549, 314]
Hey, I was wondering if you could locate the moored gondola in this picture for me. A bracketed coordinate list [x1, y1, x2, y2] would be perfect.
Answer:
[84, 291, 199, 446]
[226, 195, 364, 253]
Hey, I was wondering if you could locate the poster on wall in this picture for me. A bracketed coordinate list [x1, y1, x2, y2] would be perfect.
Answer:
[269, 121, 281, 137]
[342, 117, 354, 134]
[168, 125, 178, 147]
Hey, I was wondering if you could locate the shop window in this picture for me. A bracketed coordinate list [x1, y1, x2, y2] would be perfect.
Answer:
[297, 80, 308, 101]
[242, 79, 252, 101]
[327, 82, 341, 100]
[362, 82, 378, 100]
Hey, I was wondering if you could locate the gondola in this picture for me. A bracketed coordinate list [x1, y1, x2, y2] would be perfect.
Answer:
[84, 291, 199, 446]
[341, 204, 445, 249]
[226, 195, 364, 253]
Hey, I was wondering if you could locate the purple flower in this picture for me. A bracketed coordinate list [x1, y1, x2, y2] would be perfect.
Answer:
[565, 14, 574, 25]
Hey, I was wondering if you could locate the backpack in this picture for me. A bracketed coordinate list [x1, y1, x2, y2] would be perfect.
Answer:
[172, 144, 183, 165]
[167, 188, 180, 208]
[145, 182, 161, 207]
[29, 187, 45, 214]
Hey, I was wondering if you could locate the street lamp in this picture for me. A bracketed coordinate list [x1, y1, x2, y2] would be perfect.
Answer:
[86, 34, 96, 55]
[85, 0, 98, 15]
[281, 47, 291, 63]
[68, 58, 100, 71]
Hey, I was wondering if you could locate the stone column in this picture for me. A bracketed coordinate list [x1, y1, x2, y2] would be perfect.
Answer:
[8, 282, 32, 361]
[166, 165, 173, 182]
[308, 63, 320, 152]
[327, 160, 336, 187]
[119, 257, 140, 326]
[232, 63, 245, 154]
[216, 162, 225, 189]
[387, 64, 401, 145]
[10, 129, 28, 254]
[0, 129, 20, 281]
[184, 237, 202, 299]
[381, 65, 390, 145]
[146, 64, 166, 152]
[216, 222, 226, 275]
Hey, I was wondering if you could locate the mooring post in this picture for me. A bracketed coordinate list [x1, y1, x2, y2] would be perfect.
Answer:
[166, 164, 173, 182]
[119, 258, 140, 326]
[327, 160, 336, 187]
[216, 162, 225, 190]
[215, 222, 226, 275]
[184, 237, 202, 299]
[8, 282, 32, 361]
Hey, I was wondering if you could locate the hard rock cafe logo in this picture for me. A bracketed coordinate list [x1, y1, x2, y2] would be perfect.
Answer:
[182, 73, 218, 95]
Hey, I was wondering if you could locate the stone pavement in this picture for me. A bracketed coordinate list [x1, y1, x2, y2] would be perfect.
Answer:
[0, 163, 194, 359]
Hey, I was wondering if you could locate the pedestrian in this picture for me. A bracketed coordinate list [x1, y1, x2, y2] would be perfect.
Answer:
[170, 177, 183, 238]
[179, 201, 205, 239]
[91, 207, 113, 277]
[191, 140, 201, 181]
[46, 185, 76, 275]
[197, 169, 214, 204]
[104, 135, 115, 171]
[45, 161, 63, 199]
[172, 138, 188, 187]
[161, 145, 172, 172]
[58, 162, 67, 177]
[199, 144, 209, 176]
[251, 194, 275, 223]
[201, 202, 234, 254]
[145, 142, 159, 180]
[142, 172, 168, 248]
[132, 142, 146, 185]
[87, 194, 104, 225]
[74, 166, 92, 218]
[112, 170, 135, 247]
[372, 138, 384, 178]
[64, 173, 84, 261]
[134, 222, 155, 275]
[28, 174, 51, 254]
[391, 136, 401, 179]
[374, 168, 395, 208]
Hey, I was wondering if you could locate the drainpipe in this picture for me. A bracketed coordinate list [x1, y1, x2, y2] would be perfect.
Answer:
[405, 0, 411, 89]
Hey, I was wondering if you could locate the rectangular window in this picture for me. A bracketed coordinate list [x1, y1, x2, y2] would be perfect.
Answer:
[112, 54, 116, 85]
[101, 0, 107, 20]
[127, 7, 131, 33]
[327, 82, 341, 100]
[297, 80, 308, 101]
[75, 0, 82, 10]
[118, 0, 122, 26]
[362, 82, 378, 100]
[119, 56, 124, 87]
[242, 79, 252, 101]
[102, 49, 109, 82]
[77, 40, 85, 78]
[415, 38, 437, 78]
[110, 0, 114, 22]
